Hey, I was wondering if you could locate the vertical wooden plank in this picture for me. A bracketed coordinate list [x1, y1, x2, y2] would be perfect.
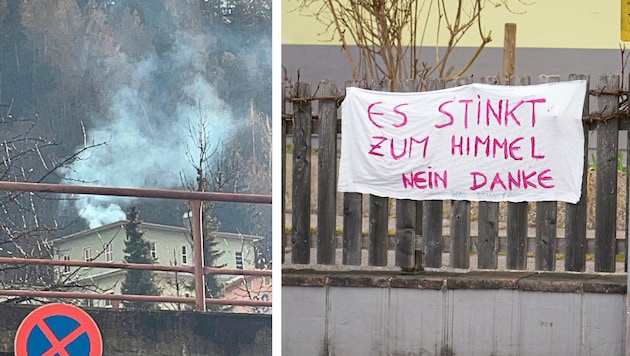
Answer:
[534, 74, 560, 271]
[291, 82, 312, 264]
[413, 74, 424, 259]
[343, 193, 362, 265]
[395, 79, 418, 271]
[415, 200, 423, 252]
[565, 73, 590, 272]
[317, 80, 338, 264]
[449, 76, 473, 269]
[595, 73, 620, 272]
[368, 79, 391, 266]
[282, 80, 288, 264]
[503, 23, 517, 85]
[477, 75, 501, 269]
[396, 198, 416, 270]
[506, 75, 530, 270]
[342, 81, 364, 266]
[627, 75, 630, 272]
[422, 78, 446, 268]
[626, 75, 630, 273]
[369, 194, 389, 266]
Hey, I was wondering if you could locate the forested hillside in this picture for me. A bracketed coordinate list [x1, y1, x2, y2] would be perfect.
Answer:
[0, 0, 271, 255]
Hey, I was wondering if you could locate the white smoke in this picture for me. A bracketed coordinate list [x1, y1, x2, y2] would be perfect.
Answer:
[62, 25, 234, 228]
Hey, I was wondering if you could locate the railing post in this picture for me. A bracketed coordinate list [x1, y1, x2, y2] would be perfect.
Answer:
[191, 200, 206, 312]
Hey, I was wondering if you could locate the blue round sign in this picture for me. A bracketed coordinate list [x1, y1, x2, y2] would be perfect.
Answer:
[15, 303, 103, 356]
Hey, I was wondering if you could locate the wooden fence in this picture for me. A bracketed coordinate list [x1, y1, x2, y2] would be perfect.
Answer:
[282, 73, 630, 273]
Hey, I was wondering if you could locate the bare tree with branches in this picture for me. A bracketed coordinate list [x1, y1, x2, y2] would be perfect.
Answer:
[0, 109, 106, 303]
[294, 0, 529, 90]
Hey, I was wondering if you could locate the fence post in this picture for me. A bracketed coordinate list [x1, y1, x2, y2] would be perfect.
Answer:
[342, 81, 364, 266]
[449, 76, 473, 269]
[291, 82, 312, 264]
[191, 200, 206, 312]
[368, 79, 391, 266]
[534, 74, 560, 271]
[595, 73, 620, 272]
[317, 80, 339, 264]
[565, 73, 590, 272]
[506, 75, 531, 270]
[477, 76, 501, 269]
[503, 23, 516, 85]
[422, 78, 446, 268]
[395, 79, 419, 271]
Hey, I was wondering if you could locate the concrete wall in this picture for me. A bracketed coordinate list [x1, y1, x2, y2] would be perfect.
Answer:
[283, 270, 626, 356]
[0, 305, 271, 356]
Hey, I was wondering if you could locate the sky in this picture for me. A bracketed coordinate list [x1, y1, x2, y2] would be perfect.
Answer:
[282, 0, 624, 49]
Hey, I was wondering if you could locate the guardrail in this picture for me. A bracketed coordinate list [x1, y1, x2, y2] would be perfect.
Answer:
[0, 181, 272, 312]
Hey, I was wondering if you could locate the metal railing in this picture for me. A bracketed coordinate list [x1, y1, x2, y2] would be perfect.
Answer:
[0, 181, 272, 312]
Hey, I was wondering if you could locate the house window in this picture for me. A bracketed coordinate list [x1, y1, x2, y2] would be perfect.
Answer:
[264, 276, 271, 286]
[149, 242, 157, 260]
[105, 243, 113, 262]
[181, 245, 188, 265]
[61, 254, 70, 274]
[235, 251, 243, 269]
[84, 247, 92, 262]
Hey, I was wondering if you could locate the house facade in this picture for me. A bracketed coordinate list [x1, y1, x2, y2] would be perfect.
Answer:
[51, 220, 271, 312]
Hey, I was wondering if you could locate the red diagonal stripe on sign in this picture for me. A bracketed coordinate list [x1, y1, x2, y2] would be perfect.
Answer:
[37, 319, 88, 356]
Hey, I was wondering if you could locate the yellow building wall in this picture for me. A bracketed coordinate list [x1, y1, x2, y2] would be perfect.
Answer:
[282, 0, 623, 49]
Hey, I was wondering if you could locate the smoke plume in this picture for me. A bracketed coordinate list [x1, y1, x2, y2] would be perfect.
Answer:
[60, 9, 236, 228]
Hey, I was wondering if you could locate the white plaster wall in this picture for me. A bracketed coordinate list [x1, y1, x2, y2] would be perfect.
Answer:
[282, 286, 626, 356]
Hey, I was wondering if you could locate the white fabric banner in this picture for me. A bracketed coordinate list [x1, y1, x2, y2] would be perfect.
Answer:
[338, 81, 587, 203]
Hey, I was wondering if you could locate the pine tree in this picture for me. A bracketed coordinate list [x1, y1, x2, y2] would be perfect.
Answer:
[121, 207, 160, 310]
[202, 201, 226, 305]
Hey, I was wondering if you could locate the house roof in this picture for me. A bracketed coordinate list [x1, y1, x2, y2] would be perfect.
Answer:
[53, 220, 261, 245]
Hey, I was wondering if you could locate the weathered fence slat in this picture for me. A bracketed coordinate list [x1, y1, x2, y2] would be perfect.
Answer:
[368, 195, 389, 266]
[565, 73, 590, 272]
[343, 193, 362, 265]
[291, 82, 312, 264]
[627, 75, 630, 272]
[422, 78, 446, 268]
[476, 76, 501, 269]
[396, 199, 416, 269]
[595, 73, 620, 272]
[535, 75, 560, 271]
[368, 80, 391, 266]
[506, 75, 531, 270]
[395, 79, 419, 270]
[282, 81, 288, 264]
[317, 80, 339, 264]
[449, 76, 473, 269]
[342, 81, 364, 265]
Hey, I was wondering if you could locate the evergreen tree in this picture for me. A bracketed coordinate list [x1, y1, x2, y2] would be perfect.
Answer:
[121, 207, 160, 310]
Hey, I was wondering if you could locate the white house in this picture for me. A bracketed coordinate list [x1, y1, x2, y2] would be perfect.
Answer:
[51, 220, 271, 312]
